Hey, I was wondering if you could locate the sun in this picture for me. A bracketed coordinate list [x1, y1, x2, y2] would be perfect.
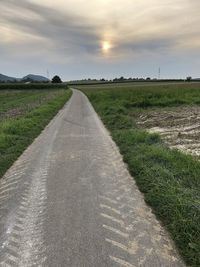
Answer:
[102, 41, 111, 52]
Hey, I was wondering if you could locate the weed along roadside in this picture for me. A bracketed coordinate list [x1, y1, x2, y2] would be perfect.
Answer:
[0, 85, 72, 178]
[79, 83, 200, 267]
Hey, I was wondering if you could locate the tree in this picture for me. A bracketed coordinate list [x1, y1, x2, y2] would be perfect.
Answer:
[52, 75, 62, 83]
[186, 76, 192, 82]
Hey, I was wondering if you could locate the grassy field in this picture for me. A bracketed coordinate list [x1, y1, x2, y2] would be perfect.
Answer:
[0, 85, 72, 178]
[78, 82, 200, 267]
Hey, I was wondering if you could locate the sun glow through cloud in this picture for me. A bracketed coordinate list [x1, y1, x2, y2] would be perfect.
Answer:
[102, 41, 111, 52]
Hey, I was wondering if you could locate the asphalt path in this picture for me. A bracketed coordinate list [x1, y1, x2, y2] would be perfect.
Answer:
[0, 89, 185, 267]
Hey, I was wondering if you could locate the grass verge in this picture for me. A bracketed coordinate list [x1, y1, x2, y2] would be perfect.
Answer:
[80, 84, 200, 267]
[0, 88, 72, 178]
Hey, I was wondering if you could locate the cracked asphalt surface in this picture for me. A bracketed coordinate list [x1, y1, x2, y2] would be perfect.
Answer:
[0, 89, 185, 267]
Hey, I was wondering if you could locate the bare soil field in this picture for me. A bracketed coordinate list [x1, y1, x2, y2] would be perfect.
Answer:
[136, 106, 200, 158]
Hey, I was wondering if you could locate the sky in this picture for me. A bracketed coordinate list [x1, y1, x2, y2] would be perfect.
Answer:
[0, 0, 200, 80]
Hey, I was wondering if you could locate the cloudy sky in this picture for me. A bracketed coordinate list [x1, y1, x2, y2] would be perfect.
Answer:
[0, 0, 200, 80]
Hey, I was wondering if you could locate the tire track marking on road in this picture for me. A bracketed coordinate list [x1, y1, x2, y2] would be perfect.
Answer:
[100, 213, 125, 228]
[95, 131, 184, 267]
[106, 238, 138, 255]
[99, 195, 118, 205]
[100, 204, 121, 215]
[0, 151, 34, 212]
[102, 225, 129, 238]
[0, 162, 49, 267]
[0, 122, 60, 266]
[109, 256, 136, 267]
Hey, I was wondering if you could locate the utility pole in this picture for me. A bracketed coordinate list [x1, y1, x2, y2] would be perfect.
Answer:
[47, 69, 50, 80]
[158, 67, 161, 80]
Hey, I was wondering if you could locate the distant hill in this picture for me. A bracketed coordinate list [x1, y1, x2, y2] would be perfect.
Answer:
[0, 73, 18, 82]
[0, 73, 49, 82]
[22, 74, 49, 82]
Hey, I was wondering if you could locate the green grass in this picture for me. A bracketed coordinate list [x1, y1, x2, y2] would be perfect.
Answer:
[0, 86, 72, 178]
[79, 82, 200, 267]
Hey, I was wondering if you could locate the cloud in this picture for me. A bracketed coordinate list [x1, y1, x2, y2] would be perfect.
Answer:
[0, 0, 100, 60]
[0, 0, 200, 78]
[1, 0, 200, 57]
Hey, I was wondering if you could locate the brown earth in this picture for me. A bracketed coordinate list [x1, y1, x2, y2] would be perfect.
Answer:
[136, 106, 200, 158]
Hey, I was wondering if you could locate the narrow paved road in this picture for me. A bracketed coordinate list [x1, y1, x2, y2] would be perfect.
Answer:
[0, 89, 185, 267]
